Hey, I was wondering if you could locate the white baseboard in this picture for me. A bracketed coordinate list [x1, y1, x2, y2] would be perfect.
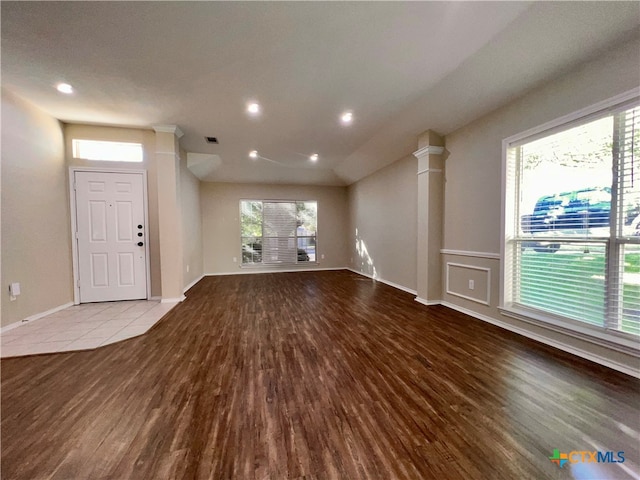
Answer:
[206, 266, 347, 276]
[1, 321, 25, 333]
[347, 268, 417, 295]
[183, 274, 205, 294]
[414, 297, 441, 306]
[161, 295, 186, 304]
[439, 300, 640, 379]
[149, 296, 162, 301]
[1, 301, 74, 333]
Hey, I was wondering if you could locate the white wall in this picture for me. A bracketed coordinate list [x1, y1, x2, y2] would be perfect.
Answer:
[441, 34, 640, 374]
[348, 155, 417, 291]
[201, 183, 348, 274]
[1, 90, 73, 327]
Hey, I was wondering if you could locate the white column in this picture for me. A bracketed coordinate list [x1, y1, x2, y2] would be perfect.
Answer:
[153, 125, 185, 302]
[413, 130, 445, 304]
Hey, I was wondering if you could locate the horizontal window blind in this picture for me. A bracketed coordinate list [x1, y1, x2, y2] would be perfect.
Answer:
[514, 241, 607, 327]
[262, 202, 297, 264]
[507, 99, 640, 338]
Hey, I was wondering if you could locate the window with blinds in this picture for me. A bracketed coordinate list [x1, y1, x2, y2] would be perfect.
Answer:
[240, 200, 317, 265]
[504, 97, 639, 338]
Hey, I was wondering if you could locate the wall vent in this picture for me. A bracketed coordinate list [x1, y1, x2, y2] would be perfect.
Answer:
[205, 136, 218, 144]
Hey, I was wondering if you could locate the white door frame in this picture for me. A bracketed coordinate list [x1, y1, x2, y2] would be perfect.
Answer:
[69, 167, 151, 304]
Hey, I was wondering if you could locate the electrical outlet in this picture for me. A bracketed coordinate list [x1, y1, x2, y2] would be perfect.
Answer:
[321, 254, 325, 260]
[233, 257, 237, 263]
[186, 264, 190, 273]
[468, 279, 475, 290]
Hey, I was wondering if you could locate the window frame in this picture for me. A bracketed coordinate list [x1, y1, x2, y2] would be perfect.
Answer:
[239, 199, 318, 268]
[500, 88, 640, 353]
[72, 139, 144, 163]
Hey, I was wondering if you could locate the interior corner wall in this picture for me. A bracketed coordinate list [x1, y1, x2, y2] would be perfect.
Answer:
[348, 155, 417, 291]
[201, 182, 349, 274]
[1, 90, 73, 327]
[64, 124, 161, 297]
[179, 151, 203, 289]
[441, 34, 640, 373]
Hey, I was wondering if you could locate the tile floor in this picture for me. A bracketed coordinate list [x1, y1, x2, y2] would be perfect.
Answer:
[1, 300, 176, 358]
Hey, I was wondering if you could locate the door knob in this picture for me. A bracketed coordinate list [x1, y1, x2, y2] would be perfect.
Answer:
[137, 225, 143, 229]
[137, 242, 144, 247]
[138, 232, 143, 237]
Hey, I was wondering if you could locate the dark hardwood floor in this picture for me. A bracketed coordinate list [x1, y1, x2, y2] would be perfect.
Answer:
[1, 270, 639, 479]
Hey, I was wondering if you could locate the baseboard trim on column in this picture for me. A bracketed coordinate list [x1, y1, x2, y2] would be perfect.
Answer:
[161, 296, 186, 304]
[414, 297, 441, 306]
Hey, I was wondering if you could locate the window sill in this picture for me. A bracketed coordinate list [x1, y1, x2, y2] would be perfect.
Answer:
[499, 305, 640, 356]
[240, 262, 320, 269]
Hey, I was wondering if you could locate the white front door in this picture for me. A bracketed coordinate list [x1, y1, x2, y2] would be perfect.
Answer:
[75, 171, 147, 302]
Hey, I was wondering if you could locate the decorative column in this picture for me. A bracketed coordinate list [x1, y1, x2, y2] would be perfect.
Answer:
[153, 125, 185, 302]
[413, 130, 445, 305]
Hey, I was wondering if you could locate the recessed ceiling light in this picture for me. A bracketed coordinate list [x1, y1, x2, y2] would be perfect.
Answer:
[247, 103, 260, 115]
[310, 153, 319, 162]
[56, 83, 74, 94]
[340, 111, 353, 125]
[249, 150, 258, 159]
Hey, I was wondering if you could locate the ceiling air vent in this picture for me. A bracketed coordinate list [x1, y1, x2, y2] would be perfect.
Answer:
[205, 136, 218, 144]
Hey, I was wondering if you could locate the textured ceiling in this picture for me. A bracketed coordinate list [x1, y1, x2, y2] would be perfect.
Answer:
[2, 1, 638, 185]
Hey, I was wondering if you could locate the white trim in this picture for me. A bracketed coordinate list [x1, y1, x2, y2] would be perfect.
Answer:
[207, 267, 346, 277]
[161, 296, 186, 304]
[1, 320, 27, 334]
[149, 296, 162, 301]
[347, 268, 417, 295]
[445, 262, 491, 306]
[69, 167, 151, 304]
[412, 145, 445, 158]
[503, 88, 639, 147]
[440, 249, 500, 260]
[499, 306, 640, 355]
[500, 130, 509, 310]
[152, 124, 184, 138]
[414, 297, 441, 306]
[440, 301, 640, 379]
[1, 302, 74, 333]
[416, 168, 443, 176]
[69, 169, 80, 305]
[183, 274, 205, 294]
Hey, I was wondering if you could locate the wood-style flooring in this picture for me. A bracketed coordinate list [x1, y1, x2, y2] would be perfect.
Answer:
[1, 270, 639, 479]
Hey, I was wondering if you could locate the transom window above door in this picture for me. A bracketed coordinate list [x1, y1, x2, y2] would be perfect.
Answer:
[72, 139, 143, 163]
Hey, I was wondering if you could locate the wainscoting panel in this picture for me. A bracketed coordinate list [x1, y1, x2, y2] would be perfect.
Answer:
[445, 262, 491, 305]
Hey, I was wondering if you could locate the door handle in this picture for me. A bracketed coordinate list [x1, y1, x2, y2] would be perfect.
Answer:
[137, 242, 144, 247]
